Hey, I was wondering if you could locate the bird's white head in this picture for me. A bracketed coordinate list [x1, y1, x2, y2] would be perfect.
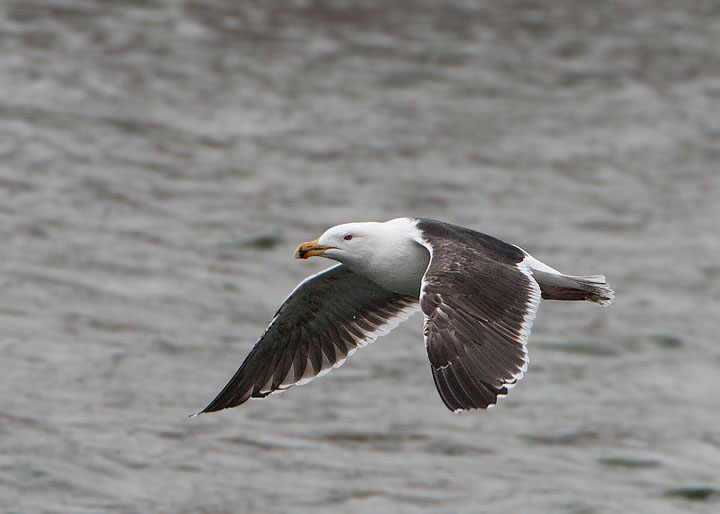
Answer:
[294, 218, 429, 296]
[294, 218, 422, 265]
[294, 221, 382, 266]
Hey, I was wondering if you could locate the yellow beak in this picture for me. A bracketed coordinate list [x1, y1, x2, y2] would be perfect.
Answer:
[294, 239, 335, 259]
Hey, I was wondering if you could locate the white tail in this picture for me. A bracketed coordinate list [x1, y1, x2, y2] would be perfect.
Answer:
[519, 252, 614, 307]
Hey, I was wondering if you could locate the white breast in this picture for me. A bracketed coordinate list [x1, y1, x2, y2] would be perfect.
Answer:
[364, 242, 430, 297]
[346, 218, 430, 298]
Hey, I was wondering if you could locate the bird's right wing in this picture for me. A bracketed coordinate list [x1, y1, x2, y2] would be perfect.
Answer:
[198, 264, 418, 414]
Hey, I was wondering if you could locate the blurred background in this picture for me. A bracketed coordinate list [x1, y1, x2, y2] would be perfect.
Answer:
[1, 1, 719, 512]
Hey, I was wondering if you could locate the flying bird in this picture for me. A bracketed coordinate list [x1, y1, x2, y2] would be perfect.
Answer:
[197, 218, 613, 414]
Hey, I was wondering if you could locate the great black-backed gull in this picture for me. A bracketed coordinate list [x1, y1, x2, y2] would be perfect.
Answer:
[197, 218, 613, 414]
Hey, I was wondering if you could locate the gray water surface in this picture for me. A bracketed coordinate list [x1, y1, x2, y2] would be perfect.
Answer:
[1, 1, 720, 512]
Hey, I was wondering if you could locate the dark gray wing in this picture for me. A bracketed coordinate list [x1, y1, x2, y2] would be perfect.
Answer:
[415, 219, 541, 412]
[198, 264, 418, 414]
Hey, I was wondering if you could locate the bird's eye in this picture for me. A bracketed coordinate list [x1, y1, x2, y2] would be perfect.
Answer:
[343, 234, 353, 241]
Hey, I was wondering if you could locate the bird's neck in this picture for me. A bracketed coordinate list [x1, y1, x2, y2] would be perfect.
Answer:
[346, 239, 430, 298]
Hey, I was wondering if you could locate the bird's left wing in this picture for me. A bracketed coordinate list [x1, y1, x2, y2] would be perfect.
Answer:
[198, 264, 418, 414]
[414, 219, 542, 412]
